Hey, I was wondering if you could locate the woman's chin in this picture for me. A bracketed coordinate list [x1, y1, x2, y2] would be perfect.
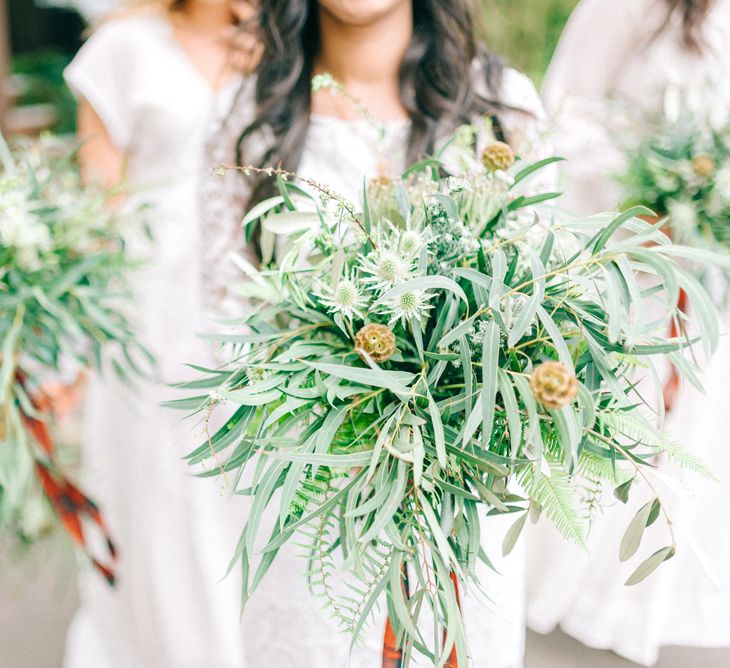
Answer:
[317, 0, 410, 27]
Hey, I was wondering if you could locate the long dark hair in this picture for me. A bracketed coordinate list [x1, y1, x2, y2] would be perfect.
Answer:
[661, 0, 716, 51]
[237, 0, 506, 207]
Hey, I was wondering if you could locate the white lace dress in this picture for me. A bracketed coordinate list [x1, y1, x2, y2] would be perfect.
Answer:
[63, 15, 250, 668]
[526, 1, 730, 665]
[202, 66, 554, 668]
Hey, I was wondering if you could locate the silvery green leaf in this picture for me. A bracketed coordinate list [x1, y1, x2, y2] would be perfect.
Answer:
[271, 451, 374, 467]
[242, 195, 286, 227]
[358, 460, 408, 543]
[625, 546, 675, 586]
[303, 360, 415, 396]
[481, 320, 499, 447]
[535, 305, 574, 372]
[497, 369, 521, 461]
[502, 512, 528, 556]
[619, 500, 655, 562]
[427, 390, 447, 468]
[262, 211, 321, 235]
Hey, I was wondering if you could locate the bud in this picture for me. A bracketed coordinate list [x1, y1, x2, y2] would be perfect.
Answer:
[354, 323, 396, 363]
[482, 141, 516, 172]
[530, 361, 578, 409]
[691, 155, 716, 178]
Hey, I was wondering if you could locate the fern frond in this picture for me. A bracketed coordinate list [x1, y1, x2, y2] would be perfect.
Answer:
[519, 462, 587, 546]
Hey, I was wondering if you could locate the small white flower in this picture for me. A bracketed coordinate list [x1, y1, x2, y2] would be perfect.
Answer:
[208, 389, 228, 404]
[359, 249, 413, 291]
[0, 193, 52, 270]
[385, 289, 434, 325]
[317, 276, 368, 320]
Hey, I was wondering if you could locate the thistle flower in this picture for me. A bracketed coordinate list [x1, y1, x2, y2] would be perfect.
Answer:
[385, 289, 434, 325]
[359, 249, 413, 291]
[530, 361, 578, 409]
[714, 165, 730, 203]
[399, 228, 426, 257]
[482, 141, 516, 172]
[317, 276, 368, 321]
[354, 323, 396, 362]
[668, 198, 698, 239]
[692, 155, 716, 178]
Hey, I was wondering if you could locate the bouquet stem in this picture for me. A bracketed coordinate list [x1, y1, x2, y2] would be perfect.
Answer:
[381, 569, 462, 667]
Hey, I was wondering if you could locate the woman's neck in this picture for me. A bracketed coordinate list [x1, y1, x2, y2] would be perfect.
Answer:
[313, 3, 413, 120]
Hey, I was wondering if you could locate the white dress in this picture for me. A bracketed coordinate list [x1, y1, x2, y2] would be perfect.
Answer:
[63, 15, 250, 668]
[203, 66, 554, 668]
[527, 1, 730, 665]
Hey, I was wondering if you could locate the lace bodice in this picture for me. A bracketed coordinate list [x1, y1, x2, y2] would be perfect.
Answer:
[200, 66, 555, 319]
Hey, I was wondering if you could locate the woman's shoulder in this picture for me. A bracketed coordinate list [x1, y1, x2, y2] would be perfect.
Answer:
[80, 12, 169, 54]
[470, 58, 544, 119]
[499, 67, 546, 120]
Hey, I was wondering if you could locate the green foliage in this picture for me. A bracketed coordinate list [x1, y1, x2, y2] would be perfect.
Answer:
[176, 119, 723, 664]
[0, 135, 148, 544]
[620, 113, 730, 253]
[12, 51, 77, 134]
[482, 0, 580, 83]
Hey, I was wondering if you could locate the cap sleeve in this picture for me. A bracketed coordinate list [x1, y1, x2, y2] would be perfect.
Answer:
[497, 68, 558, 195]
[64, 21, 137, 150]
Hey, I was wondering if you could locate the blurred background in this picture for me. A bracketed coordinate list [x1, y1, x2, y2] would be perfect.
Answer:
[2, 1, 729, 666]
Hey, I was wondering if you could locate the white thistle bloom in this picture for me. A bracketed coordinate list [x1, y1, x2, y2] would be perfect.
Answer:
[317, 276, 368, 320]
[359, 249, 413, 291]
[386, 289, 434, 325]
[668, 198, 698, 238]
[399, 229, 425, 257]
[714, 164, 730, 203]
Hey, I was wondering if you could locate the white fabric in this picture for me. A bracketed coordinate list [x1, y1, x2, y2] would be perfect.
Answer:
[201, 66, 553, 668]
[63, 15, 250, 668]
[542, 0, 730, 215]
[527, 1, 730, 665]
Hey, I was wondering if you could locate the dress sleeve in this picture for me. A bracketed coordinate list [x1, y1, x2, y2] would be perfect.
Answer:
[64, 21, 137, 151]
[497, 68, 558, 196]
[541, 0, 648, 213]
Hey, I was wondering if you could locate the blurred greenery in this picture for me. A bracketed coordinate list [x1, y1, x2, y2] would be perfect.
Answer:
[6, 1, 579, 134]
[12, 51, 77, 134]
[483, 0, 580, 85]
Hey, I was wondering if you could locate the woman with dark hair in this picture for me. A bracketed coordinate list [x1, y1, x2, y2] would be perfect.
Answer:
[62, 1, 260, 666]
[527, 1, 730, 665]
[203, 1, 554, 665]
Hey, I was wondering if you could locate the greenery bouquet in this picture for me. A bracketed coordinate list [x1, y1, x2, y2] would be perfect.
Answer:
[171, 121, 720, 665]
[621, 113, 730, 249]
[0, 136, 147, 581]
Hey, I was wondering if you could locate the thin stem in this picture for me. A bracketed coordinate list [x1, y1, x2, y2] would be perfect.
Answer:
[218, 164, 377, 247]
[588, 428, 677, 548]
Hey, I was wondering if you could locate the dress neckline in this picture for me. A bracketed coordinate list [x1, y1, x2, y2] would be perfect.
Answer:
[152, 13, 242, 95]
[309, 112, 410, 128]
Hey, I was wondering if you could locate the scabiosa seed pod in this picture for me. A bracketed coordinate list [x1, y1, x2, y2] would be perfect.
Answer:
[530, 361, 578, 409]
[354, 323, 396, 363]
[481, 141, 516, 172]
[691, 155, 716, 178]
